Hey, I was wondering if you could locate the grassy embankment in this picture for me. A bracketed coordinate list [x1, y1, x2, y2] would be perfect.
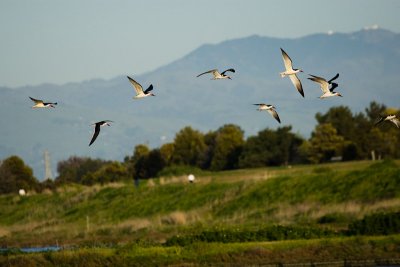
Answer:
[0, 160, 399, 265]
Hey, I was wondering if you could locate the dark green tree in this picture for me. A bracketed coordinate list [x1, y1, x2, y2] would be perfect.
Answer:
[127, 144, 150, 179]
[82, 161, 128, 185]
[239, 126, 304, 168]
[305, 123, 346, 163]
[365, 101, 387, 122]
[209, 124, 244, 171]
[0, 156, 39, 194]
[171, 126, 207, 167]
[56, 156, 107, 184]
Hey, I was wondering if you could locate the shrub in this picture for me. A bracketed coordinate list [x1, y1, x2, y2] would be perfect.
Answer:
[347, 211, 400, 235]
[164, 225, 335, 246]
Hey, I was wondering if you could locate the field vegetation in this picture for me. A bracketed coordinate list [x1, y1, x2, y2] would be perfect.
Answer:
[0, 160, 400, 265]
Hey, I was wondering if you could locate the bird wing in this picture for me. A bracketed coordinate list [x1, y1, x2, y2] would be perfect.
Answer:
[267, 108, 281, 123]
[196, 69, 218, 78]
[375, 116, 385, 126]
[144, 84, 154, 94]
[289, 74, 304, 97]
[220, 68, 235, 75]
[308, 75, 329, 93]
[330, 82, 338, 92]
[280, 48, 293, 71]
[89, 123, 101, 146]
[127, 76, 144, 95]
[99, 120, 114, 124]
[392, 118, 400, 128]
[328, 73, 339, 83]
[43, 102, 57, 106]
[29, 97, 43, 104]
[253, 103, 265, 106]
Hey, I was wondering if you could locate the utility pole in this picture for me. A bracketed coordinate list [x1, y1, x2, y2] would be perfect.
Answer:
[44, 150, 53, 180]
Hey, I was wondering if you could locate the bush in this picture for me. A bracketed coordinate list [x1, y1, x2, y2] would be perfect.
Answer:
[347, 211, 400, 235]
[164, 225, 335, 246]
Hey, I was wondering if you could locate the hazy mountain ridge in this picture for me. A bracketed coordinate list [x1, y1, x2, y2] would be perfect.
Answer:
[1, 28, 399, 179]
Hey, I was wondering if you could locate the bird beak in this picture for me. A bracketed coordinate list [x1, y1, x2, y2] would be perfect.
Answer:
[339, 94, 343, 97]
[152, 94, 156, 96]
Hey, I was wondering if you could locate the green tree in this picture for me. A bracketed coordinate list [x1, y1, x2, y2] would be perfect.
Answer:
[315, 106, 374, 159]
[306, 123, 346, 163]
[239, 126, 304, 168]
[56, 156, 107, 184]
[171, 126, 207, 167]
[160, 143, 174, 167]
[365, 101, 387, 122]
[0, 156, 39, 194]
[316, 106, 355, 140]
[127, 144, 150, 179]
[209, 124, 244, 171]
[82, 161, 128, 185]
[144, 149, 166, 178]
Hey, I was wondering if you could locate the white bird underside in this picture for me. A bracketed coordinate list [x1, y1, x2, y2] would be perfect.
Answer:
[196, 68, 235, 79]
[29, 97, 57, 108]
[279, 48, 304, 97]
[308, 74, 341, 98]
[253, 104, 281, 123]
[127, 76, 154, 99]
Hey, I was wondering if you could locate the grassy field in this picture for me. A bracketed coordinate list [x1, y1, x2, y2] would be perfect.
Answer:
[1, 235, 400, 266]
[0, 160, 400, 265]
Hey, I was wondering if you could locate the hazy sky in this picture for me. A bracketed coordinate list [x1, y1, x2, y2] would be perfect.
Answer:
[1, 0, 399, 87]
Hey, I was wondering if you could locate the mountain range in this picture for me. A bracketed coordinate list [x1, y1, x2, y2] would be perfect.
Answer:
[1, 27, 399, 179]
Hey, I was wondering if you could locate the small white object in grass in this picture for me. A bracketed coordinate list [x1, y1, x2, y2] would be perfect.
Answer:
[188, 174, 195, 183]
[19, 189, 26, 196]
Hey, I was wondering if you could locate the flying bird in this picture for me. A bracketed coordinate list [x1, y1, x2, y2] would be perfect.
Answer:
[89, 120, 113, 146]
[253, 104, 281, 123]
[29, 97, 57, 108]
[196, 68, 235, 80]
[279, 48, 304, 97]
[308, 73, 342, 98]
[375, 115, 400, 128]
[127, 76, 155, 99]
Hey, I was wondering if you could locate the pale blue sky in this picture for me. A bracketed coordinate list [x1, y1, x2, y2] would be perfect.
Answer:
[0, 0, 399, 87]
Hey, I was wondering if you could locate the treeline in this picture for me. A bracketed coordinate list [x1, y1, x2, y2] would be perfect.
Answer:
[0, 101, 399, 193]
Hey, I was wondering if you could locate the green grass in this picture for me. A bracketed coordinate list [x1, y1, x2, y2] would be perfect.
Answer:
[0, 160, 399, 248]
[1, 235, 400, 266]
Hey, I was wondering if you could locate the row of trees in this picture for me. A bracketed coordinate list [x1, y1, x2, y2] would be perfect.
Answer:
[0, 102, 399, 193]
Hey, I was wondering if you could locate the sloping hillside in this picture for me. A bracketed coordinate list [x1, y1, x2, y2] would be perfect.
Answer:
[0, 160, 399, 247]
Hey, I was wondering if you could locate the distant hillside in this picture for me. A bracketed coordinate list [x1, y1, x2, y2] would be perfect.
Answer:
[1, 27, 399, 178]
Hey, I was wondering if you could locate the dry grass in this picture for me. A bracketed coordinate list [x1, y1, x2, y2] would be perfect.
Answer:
[115, 218, 152, 231]
[0, 227, 9, 238]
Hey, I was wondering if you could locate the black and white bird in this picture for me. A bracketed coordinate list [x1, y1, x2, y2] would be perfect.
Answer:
[375, 115, 400, 128]
[29, 97, 57, 108]
[196, 68, 235, 80]
[308, 73, 342, 98]
[279, 48, 304, 97]
[89, 120, 113, 146]
[253, 104, 281, 123]
[127, 76, 155, 99]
